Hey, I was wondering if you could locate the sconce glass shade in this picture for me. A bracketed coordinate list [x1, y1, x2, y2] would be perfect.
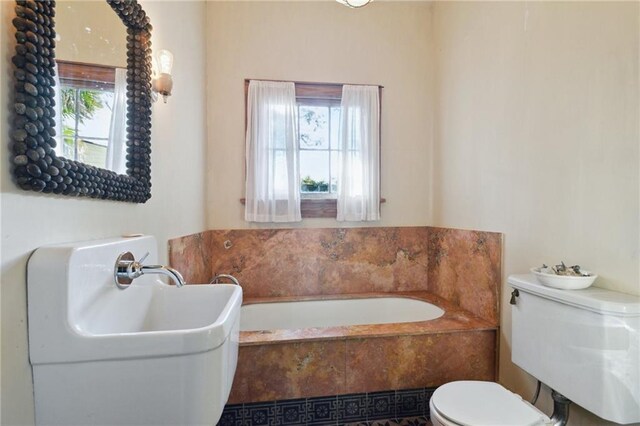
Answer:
[336, 0, 372, 8]
[157, 49, 174, 75]
[152, 49, 174, 103]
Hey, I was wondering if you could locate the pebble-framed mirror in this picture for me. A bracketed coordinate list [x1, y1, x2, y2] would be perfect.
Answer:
[10, 0, 153, 203]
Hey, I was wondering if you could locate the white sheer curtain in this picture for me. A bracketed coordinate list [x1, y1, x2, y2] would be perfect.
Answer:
[106, 68, 128, 174]
[53, 63, 63, 157]
[336, 85, 380, 221]
[245, 80, 301, 222]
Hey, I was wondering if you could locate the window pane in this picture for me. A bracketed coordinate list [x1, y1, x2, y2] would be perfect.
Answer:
[300, 150, 330, 192]
[77, 138, 108, 169]
[330, 106, 341, 150]
[330, 151, 339, 193]
[60, 87, 77, 133]
[76, 90, 114, 138]
[299, 105, 329, 150]
[62, 136, 75, 159]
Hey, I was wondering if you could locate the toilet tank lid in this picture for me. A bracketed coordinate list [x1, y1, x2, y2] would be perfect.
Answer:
[509, 274, 640, 316]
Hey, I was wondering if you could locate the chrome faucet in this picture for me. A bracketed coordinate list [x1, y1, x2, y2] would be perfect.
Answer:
[209, 273, 240, 286]
[114, 251, 186, 289]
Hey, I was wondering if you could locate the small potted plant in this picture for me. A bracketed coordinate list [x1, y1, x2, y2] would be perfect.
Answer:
[316, 180, 329, 192]
[301, 176, 318, 192]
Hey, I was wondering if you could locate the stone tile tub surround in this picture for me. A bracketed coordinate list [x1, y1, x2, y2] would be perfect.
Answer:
[168, 226, 502, 324]
[168, 227, 501, 404]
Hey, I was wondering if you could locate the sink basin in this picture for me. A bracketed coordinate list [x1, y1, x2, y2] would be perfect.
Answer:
[28, 236, 242, 425]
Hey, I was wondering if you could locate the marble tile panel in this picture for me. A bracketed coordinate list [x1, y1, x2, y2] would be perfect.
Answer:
[427, 227, 502, 325]
[167, 231, 213, 284]
[174, 227, 432, 298]
[228, 340, 346, 404]
[345, 331, 496, 394]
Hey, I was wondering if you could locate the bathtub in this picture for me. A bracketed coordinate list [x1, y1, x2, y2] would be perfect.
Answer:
[240, 297, 445, 331]
[229, 292, 498, 404]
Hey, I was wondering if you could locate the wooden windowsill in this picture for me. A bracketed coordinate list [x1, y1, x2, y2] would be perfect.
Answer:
[240, 198, 386, 219]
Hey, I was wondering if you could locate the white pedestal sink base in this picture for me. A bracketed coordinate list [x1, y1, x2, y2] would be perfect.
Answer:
[33, 322, 239, 425]
[28, 236, 242, 426]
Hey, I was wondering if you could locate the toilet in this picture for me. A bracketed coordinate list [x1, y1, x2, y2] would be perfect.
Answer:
[429, 273, 640, 426]
[430, 381, 551, 426]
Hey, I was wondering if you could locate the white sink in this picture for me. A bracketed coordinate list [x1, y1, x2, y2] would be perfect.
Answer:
[28, 236, 242, 426]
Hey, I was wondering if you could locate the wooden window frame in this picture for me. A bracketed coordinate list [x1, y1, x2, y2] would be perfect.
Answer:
[243, 79, 384, 219]
[57, 60, 117, 91]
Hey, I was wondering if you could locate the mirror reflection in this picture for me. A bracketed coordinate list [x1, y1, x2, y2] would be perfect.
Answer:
[54, 1, 127, 174]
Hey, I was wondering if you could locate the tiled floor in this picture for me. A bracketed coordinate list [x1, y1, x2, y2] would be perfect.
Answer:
[346, 416, 432, 426]
[218, 387, 435, 426]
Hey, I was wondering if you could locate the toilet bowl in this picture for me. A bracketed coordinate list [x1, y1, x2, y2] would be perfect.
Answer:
[429, 381, 551, 426]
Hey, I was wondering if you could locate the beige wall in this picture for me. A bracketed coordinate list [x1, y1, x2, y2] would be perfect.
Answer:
[3, 1, 638, 424]
[205, 1, 434, 229]
[56, 0, 127, 68]
[0, 1, 208, 424]
[432, 2, 639, 424]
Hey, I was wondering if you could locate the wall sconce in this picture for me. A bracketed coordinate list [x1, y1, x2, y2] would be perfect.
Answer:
[152, 49, 174, 103]
[336, 0, 372, 8]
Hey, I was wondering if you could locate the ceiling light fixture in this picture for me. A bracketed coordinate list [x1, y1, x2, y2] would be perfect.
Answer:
[336, 0, 372, 8]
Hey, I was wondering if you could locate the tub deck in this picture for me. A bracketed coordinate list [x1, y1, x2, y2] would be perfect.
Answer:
[240, 291, 496, 346]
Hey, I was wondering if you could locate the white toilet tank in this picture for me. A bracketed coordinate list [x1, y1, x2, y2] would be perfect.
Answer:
[509, 274, 640, 424]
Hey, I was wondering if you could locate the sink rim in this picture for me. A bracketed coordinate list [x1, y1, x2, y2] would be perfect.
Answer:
[71, 283, 241, 337]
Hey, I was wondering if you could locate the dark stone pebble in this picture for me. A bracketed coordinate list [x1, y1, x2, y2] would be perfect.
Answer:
[26, 163, 41, 177]
[14, 142, 28, 154]
[24, 122, 38, 136]
[25, 107, 37, 120]
[24, 82, 37, 96]
[32, 179, 46, 191]
[13, 129, 28, 141]
[14, 155, 28, 166]
[26, 149, 39, 161]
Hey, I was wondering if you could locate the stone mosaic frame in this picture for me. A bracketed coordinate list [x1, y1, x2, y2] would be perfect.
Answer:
[10, 0, 153, 202]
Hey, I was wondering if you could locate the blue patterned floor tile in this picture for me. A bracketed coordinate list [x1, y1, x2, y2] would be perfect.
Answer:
[307, 396, 338, 425]
[218, 404, 243, 426]
[424, 389, 435, 419]
[242, 402, 277, 426]
[276, 398, 308, 425]
[367, 391, 396, 421]
[396, 389, 425, 418]
[338, 393, 368, 423]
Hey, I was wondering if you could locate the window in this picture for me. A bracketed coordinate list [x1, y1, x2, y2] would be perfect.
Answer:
[244, 80, 384, 219]
[57, 61, 116, 169]
[298, 102, 340, 199]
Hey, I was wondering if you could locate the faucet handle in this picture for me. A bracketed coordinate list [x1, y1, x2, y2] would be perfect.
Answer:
[138, 252, 150, 265]
[115, 251, 136, 289]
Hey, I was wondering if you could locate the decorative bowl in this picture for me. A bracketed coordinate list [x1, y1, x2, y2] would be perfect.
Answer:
[530, 267, 597, 290]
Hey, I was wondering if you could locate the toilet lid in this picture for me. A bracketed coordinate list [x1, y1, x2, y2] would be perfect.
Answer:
[431, 381, 549, 426]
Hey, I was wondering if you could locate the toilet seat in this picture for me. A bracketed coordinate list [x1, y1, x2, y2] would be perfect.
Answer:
[430, 381, 551, 426]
